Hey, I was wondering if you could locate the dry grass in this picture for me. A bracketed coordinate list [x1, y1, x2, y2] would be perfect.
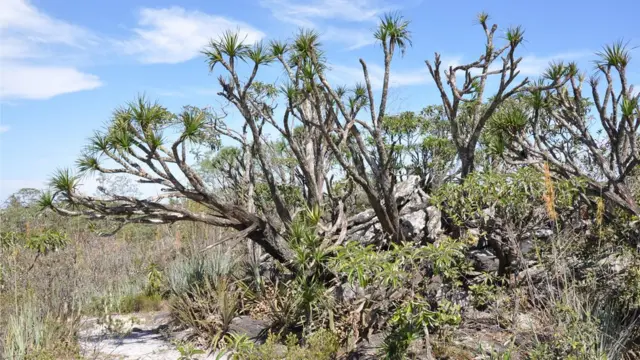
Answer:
[0, 205, 238, 358]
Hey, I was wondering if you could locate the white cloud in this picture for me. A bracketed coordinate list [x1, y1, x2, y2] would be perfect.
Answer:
[322, 27, 376, 50]
[0, 0, 102, 100]
[0, 125, 9, 133]
[518, 52, 590, 76]
[0, 0, 96, 53]
[330, 63, 430, 90]
[1, 65, 102, 100]
[260, 0, 390, 27]
[120, 7, 265, 64]
[261, 0, 398, 50]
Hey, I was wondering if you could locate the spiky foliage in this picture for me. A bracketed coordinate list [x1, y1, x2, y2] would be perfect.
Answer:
[76, 153, 100, 174]
[476, 11, 490, 25]
[49, 169, 79, 195]
[203, 31, 251, 70]
[269, 39, 288, 57]
[180, 107, 207, 142]
[37, 191, 55, 209]
[289, 29, 325, 74]
[505, 25, 525, 46]
[375, 12, 412, 56]
[595, 40, 632, 68]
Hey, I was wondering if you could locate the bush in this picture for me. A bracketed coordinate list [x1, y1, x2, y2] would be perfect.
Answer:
[167, 249, 241, 347]
[166, 249, 237, 295]
[226, 329, 339, 360]
[2, 298, 80, 360]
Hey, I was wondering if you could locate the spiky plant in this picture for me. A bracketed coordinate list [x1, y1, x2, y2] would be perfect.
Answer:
[375, 12, 412, 56]
[289, 29, 326, 74]
[49, 168, 79, 195]
[76, 153, 100, 174]
[37, 191, 54, 210]
[180, 107, 207, 142]
[247, 41, 274, 66]
[476, 11, 490, 25]
[596, 40, 632, 69]
[203, 30, 251, 71]
[505, 25, 525, 46]
[269, 39, 288, 58]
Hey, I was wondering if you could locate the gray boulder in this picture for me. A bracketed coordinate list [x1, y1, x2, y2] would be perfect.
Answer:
[348, 176, 441, 244]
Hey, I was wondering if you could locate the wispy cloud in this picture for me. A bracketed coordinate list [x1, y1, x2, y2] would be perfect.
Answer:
[260, 0, 390, 27]
[0, 0, 102, 100]
[0, 125, 10, 134]
[261, 0, 399, 50]
[119, 7, 265, 64]
[518, 51, 591, 76]
[322, 26, 376, 50]
[330, 63, 430, 90]
[1, 65, 102, 100]
[0, 0, 97, 54]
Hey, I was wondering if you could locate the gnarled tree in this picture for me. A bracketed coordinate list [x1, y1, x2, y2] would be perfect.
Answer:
[492, 42, 640, 215]
[41, 14, 418, 268]
[426, 13, 569, 178]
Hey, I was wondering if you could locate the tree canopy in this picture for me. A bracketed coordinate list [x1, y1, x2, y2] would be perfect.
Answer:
[40, 13, 640, 269]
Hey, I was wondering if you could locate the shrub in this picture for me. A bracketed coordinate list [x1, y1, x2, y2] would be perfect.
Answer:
[166, 249, 236, 295]
[227, 329, 339, 360]
[2, 298, 80, 360]
[167, 249, 241, 347]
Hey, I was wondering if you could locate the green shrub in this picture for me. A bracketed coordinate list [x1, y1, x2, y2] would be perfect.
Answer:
[228, 329, 339, 360]
[166, 249, 236, 295]
[170, 274, 240, 348]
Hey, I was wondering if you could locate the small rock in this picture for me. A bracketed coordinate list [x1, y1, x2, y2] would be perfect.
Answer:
[228, 316, 270, 340]
[469, 249, 499, 273]
[355, 332, 385, 359]
[514, 313, 540, 332]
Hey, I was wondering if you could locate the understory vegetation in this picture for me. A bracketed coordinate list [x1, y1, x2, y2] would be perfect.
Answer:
[2, 10, 640, 360]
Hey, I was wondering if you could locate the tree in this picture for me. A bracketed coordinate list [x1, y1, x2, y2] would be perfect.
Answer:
[40, 14, 417, 268]
[491, 42, 640, 215]
[380, 106, 457, 189]
[426, 12, 568, 178]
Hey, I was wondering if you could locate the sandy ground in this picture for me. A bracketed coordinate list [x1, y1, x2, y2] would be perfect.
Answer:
[78, 311, 227, 360]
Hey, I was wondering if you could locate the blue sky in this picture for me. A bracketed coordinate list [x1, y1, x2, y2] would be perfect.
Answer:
[1, 0, 639, 200]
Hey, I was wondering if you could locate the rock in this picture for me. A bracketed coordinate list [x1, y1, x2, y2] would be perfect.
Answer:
[394, 175, 423, 203]
[336, 282, 365, 302]
[228, 316, 270, 341]
[513, 313, 541, 332]
[426, 206, 442, 240]
[469, 249, 499, 273]
[598, 253, 633, 273]
[400, 208, 427, 241]
[350, 176, 433, 244]
[354, 332, 385, 359]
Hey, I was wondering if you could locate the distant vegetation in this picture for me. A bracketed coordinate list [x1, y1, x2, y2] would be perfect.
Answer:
[2, 11, 640, 359]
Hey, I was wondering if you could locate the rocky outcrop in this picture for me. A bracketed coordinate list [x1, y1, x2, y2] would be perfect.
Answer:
[348, 176, 443, 245]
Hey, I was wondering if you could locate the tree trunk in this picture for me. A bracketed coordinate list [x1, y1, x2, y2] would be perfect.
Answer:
[246, 220, 295, 269]
[460, 150, 475, 179]
[610, 183, 640, 216]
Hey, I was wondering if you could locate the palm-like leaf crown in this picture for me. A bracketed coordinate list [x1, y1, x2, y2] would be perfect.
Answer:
[203, 30, 251, 70]
[595, 40, 632, 69]
[375, 12, 412, 57]
[290, 29, 326, 76]
[49, 168, 79, 195]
